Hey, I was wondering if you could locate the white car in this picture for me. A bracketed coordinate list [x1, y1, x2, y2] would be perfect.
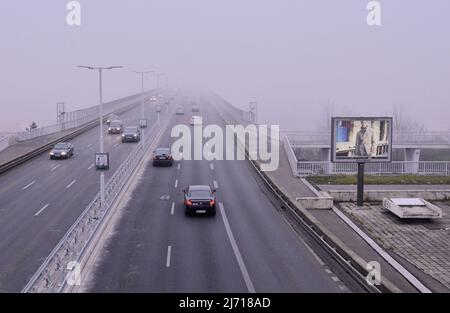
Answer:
[190, 115, 202, 126]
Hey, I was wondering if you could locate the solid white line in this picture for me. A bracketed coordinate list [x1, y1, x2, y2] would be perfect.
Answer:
[50, 165, 61, 172]
[166, 245, 172, 267]
[34, 204, 49, 216]
[210, 163, 214, 170]
[171, 202, 175, 215]
[66, 180, 76, 189]
[174, 179, 178, 188]
[213, 180, 219, 189]
[22, 181, 36, 190]
[88, 164, 94, 170]
[331, 205, 432, 293]
[218, 202, 255, 293]
[177, 163, 181, 170]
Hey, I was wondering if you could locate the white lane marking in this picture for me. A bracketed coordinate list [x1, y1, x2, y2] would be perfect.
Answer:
[177, 163, 181, 170]
[66, 180, 76, 189]
[88, 164, 95, 170]
[218, 203, 255, 293]
[22, 181, 36, 190]
[50, 165, 61, 172]
[75, 152, 79, 156]
[174, 179, 178, 188]
[339, 285, 348, 291]
[331, 276, 340, 282]
[114, 143, 119, 147]
[87, 144, 93, 148]
[171, 202, 175, 215]
[210, 163, 214, 170]
[325, 268, 332, 274]
[213, 180, 219, 189]
[34, 204, 49, 216]
[166, 245, 172, 268]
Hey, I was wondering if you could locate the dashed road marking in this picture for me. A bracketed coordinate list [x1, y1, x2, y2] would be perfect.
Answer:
[87, 144, 93, 148]
[114, 143, 119, 147]
[325, 268, 332, 274]
[22, 181, 36, 190]
[210, 163, 214, 170]
[35, 204, 49, 216]
[88, 164, 95, 170]
[213, 180, 219, 189]
[177, 163, 181, 170]
[174, 179, 178, 188]
[171, 202, 175, 215]
[66, 180, 76, 189]
[50, 165, 61, 172]
[331, 276, 340, 282]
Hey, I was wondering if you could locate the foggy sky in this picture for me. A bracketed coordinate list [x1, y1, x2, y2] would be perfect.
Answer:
[1, 1, 449, 132]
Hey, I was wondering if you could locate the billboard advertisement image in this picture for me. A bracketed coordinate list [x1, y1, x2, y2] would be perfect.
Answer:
[331, 117, 393, 163]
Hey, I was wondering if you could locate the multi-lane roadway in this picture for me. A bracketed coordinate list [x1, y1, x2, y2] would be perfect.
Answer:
[0, 93, 173, 292]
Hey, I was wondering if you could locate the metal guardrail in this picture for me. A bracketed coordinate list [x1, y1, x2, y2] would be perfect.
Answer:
[22, 120, 161, 293]
[283, 135, 299, 177]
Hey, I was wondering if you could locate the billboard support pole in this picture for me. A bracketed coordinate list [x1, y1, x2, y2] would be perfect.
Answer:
[357, 162, 365, 206]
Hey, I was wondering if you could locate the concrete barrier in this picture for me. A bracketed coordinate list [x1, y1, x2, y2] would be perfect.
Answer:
[329, 189, 450, 202]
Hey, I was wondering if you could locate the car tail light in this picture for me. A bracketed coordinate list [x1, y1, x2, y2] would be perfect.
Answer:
[186, 200, 192, 206]
[210, 200, 215, 206]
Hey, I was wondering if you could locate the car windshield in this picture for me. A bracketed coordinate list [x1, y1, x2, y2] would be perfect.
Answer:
[54, 143, 68, 149]
[189, 190, 211, 198]
[155, 148, 170, 155]
[124, 127, 137, 133]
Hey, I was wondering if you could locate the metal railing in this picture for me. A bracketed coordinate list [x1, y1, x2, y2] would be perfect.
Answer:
[297, 161, 450, 176]
[22, 120, 162, 293]
[283, 135, 299, 177]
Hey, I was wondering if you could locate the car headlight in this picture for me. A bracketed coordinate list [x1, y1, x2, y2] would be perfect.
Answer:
[121, 134, 125, 137]
[61, 151, 67, 155]
[117, 128, 120, 131]
[108, 127, 112, 131]
[134, 134, 137, 137]
[49, 152, 54, 155]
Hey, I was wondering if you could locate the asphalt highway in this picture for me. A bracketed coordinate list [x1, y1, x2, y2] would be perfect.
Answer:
[85, 95, 346, 292]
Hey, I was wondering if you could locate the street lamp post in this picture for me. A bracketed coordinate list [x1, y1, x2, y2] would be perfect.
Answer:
[132, 70, 153, 145]
[78, 65, 123, 208]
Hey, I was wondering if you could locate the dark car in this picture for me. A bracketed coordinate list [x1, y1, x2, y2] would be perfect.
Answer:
[49, 142, 74, 159]
[152, 148, 173, 166]
[121, 126, 141, 142]
[183, 185, 216, 216]
[108, 120, 123, 134]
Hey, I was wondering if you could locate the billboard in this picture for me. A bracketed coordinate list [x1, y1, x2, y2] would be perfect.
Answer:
[331, 117, 393, 163]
